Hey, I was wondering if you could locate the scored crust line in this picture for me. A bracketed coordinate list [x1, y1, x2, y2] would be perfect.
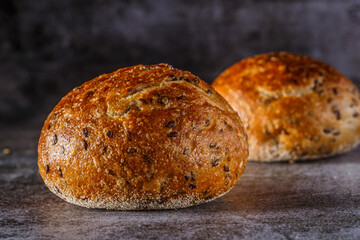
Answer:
[106, 78, 233, 120]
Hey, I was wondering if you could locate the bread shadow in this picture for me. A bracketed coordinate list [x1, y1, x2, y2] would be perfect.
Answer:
[30, 175, 359, 240]
[30, 147, 360, 225]
[298, 148, 359, 165]
[255, 146, 360, 165]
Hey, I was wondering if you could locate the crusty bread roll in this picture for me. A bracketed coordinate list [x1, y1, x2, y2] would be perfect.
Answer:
[213, 52, 360, 162]
[38, 63, 248, 210]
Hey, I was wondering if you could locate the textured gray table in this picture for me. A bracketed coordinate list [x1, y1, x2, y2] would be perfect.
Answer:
[1, 125, 359, 239]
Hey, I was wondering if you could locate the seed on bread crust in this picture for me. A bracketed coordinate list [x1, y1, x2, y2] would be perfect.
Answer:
[127, 147, 137, 153]
[83, 140, 88, 150]
[165, 121, 176, 128]
[52, 134, 57, 145]
[106, 131, 113, 138]
[189, 184, 197, 189]
[58, 167, 63, 177]
[82, 128, 89, 138]
[168, 132, 178, 139]
[209, 142, 217, 148]
[211, 159, 220, 167]
[183, 148, 190, 155]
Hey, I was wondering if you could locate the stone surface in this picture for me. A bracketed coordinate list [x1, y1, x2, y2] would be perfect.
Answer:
[0, 125, 359, 239]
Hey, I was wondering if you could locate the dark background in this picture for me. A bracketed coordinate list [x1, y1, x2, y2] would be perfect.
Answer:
[1, 0, 360, 127]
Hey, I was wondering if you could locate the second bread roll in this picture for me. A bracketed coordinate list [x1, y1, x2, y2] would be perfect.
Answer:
[213, 52, 360, 162]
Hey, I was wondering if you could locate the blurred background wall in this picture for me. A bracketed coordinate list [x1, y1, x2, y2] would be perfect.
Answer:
[1, 0, 360, 126]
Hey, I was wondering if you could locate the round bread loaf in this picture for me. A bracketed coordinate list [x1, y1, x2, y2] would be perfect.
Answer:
[38, 63, 248, 210]
[213, 52, 360, 162]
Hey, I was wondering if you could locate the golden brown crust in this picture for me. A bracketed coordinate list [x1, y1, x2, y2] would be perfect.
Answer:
[213, 52, 360, 162]
[38, 63, 248, 209]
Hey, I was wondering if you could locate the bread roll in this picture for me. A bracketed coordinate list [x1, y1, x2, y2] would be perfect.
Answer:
[213, 52, 360, 162]
[38, 63, 248, 210]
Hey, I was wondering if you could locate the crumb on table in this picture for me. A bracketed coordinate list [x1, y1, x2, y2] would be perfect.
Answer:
[2, 148, 11, 155]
